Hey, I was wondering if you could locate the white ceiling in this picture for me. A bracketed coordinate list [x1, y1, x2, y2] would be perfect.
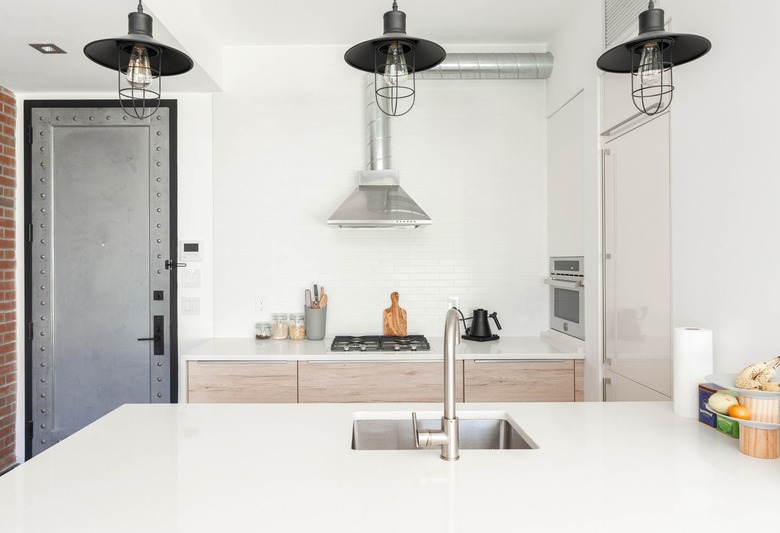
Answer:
[180, 0, 579, 46]
[0, 0, 579, 93]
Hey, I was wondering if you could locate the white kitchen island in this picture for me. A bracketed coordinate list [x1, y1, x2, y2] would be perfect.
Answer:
[0, 401, 774, 532]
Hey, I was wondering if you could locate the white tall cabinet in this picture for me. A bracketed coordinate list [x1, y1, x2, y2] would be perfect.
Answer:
[548, 92, 585, 257]
[602, 74, 672, 401]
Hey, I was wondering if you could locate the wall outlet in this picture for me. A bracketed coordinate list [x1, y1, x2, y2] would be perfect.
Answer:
[448, 296, 459, 309]
[255, 296, 266, 314]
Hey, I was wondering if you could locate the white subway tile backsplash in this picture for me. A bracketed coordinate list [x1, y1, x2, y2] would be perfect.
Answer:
[213, 48, 549, 337]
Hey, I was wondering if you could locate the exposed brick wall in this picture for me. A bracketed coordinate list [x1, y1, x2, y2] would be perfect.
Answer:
[0, 86, 16, 472]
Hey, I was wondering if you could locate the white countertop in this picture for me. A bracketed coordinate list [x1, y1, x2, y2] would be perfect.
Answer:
[0, 401, 775, 532]
[181, 333, 583, 363]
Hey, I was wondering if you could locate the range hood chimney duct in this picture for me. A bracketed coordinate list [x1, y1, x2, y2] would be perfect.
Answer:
[328, 53, 554, 229]
[365, 75, 392, 172]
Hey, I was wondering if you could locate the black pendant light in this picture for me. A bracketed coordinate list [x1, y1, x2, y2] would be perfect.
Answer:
[345, 1, 445, 117]
[84, 2, 193, 120]
[596, 1, 710, 116]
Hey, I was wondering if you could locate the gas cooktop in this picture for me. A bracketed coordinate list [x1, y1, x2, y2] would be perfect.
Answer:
[330, 335, 430, 352]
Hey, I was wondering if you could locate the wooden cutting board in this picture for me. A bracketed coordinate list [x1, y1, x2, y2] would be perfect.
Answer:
[383, 291, 407, 336]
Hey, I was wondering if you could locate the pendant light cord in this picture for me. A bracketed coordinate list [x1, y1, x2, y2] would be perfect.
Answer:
[137, 1, 143, 13]
[648, 0, 654, 9]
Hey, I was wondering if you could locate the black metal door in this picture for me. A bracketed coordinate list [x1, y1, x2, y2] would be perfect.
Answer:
[24, 101, 178, 457]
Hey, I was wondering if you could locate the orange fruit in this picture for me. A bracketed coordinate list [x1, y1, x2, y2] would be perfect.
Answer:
[728, 404, 751, 420]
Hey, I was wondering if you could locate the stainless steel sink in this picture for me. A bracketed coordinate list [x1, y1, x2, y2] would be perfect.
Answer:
[351, 413, 538, 451]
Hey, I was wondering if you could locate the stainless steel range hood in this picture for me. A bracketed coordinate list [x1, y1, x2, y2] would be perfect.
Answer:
[328, 73, 431, 229]
[327, 169, 431, 229]
[328, 53, 554, 229]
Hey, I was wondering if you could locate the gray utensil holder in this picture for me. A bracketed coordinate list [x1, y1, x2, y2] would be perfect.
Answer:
[305, 306, 327, 340]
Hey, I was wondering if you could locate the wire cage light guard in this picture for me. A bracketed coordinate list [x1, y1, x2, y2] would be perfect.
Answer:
[630, 39, 674, 116]
[374, 44, 416, 117]
[117, 45, 162, 120]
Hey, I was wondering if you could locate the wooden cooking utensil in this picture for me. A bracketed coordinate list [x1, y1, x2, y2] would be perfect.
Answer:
[383, 291, 407, 336]
[318, 293, 328, 308]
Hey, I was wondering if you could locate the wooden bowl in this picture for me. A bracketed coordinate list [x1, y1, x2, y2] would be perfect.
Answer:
[735, 396, 780, 459]
[737, 396, 779, 424]
[739, 426, 779, 459]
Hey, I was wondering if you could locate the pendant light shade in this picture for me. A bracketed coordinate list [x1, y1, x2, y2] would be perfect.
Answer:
[345, 1, 445, 117]
[84, 2, 193, 120]
[596, 1, 710, 116]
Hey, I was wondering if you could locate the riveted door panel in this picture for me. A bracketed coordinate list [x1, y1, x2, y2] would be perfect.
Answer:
[26, 104, 176, 457]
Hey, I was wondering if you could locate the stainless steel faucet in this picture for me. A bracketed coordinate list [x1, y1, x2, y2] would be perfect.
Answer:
[412, 308, 460, 461]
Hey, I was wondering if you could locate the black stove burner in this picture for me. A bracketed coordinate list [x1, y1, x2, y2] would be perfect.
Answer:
[329, 336, 380, 352]
[330, 335, 430, 352]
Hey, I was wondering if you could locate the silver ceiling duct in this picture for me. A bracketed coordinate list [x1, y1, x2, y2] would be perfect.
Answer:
[328, 53, 554, 229]
[418, 53, 554, 80]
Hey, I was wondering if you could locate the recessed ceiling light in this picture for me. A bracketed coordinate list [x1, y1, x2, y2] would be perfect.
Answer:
[29, 43, 67, 54]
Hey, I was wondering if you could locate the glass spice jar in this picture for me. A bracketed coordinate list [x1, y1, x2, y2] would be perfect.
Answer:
[288, 312, 305, 340]
[255, 322, 271, 340]
[271, 313, 289, 340]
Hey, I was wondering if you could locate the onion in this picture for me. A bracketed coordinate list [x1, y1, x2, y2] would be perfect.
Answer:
[709, 392, 738, 414]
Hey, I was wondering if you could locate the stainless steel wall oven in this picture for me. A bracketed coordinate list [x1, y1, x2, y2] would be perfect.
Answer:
[545, 257, 584, 340]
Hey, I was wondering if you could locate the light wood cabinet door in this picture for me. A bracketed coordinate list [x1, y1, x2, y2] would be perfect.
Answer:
[464, 360, 574, 402]
[574, 360, 584, 402]
[187, 361, 298, 403]
[298, 361, 464, 403]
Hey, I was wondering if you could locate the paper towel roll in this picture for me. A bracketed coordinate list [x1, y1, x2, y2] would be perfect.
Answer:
[673, 327, 713, 418]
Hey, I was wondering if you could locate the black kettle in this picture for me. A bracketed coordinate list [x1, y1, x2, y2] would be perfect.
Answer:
[461, 308, 502, 342]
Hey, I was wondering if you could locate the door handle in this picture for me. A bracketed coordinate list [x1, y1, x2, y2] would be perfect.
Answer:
[164, 260, 187, 270]
[544, 278, 583, 289]
[138, 315, 165, 355]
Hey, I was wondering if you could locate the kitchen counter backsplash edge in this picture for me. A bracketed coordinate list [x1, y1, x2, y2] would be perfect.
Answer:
[181, 336, 584, 362]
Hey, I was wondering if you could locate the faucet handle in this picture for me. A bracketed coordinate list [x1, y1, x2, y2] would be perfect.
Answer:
[412, 412, 421, 448]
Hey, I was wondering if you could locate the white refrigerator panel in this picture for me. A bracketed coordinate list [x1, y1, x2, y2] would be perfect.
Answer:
[603, 113, 672, 398]
[602, 368, 671, 402]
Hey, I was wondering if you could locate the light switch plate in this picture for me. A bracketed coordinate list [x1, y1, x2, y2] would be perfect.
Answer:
[181, 296, 201, 316]
[181, 268, 201, 289]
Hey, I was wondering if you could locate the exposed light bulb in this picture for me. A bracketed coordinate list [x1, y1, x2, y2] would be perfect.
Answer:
[126, 44, 153, 89]
[638, 41, 663, 87]
[383, 42, 409, 86]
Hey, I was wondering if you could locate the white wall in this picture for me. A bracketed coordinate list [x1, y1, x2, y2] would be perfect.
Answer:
[212, 45, 549, 337]
[548, 0, 780, 394]
[171, 93, 215, 351]
[665, 0, 780, 370]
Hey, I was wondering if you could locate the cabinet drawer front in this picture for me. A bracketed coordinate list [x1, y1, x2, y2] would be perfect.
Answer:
[298, 361, 464, 403]
[187, 361, 298, 403]
[465, 360, 574, 402]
